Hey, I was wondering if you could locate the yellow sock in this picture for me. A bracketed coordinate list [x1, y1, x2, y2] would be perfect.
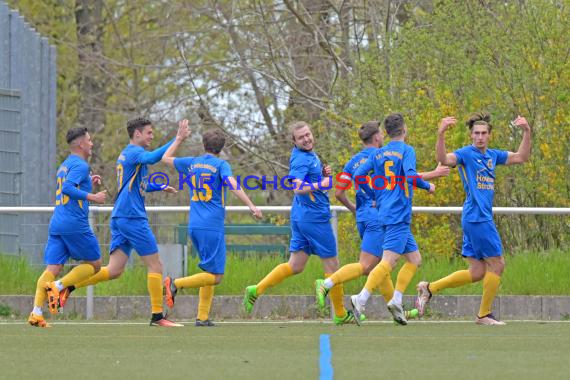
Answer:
[329, 263, 364, 285]
[174, 272, 216, 289]
[34, 271, 55, 308]
[364, 260, 391, 292]
[378, 275, 395, 303]
[74, 267, 110, 288]
[197, 285, 214, 321]
[325, 273, 346, 318]
[395, 262, 417, 293]
[147, 273, 163, 314]
[256, 263, 294, 295]
[59, 264, 95, 288]
[478, 272, 501, 318]
[430, 270, 472, 294]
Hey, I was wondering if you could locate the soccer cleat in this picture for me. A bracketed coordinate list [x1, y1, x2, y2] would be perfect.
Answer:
[195, 319, 215, 327]
[415, 281, 432, 316]
[150, 317, 184, 327]
[164, 276, 178, 309]
[387, 300, 408, 325]
[314, 279, 329, 312]
[45, 281, 60, 315]
[405, 308, 420, 320]
[476, 314, 506, 326]
[349, 295, 366, 325]
[243, 285, 258, 314]
[59, 287, 73, 309]
[28, 312, 50, 328]
[333, 310, 366, 326]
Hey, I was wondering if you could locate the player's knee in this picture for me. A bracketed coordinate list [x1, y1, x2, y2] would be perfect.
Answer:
[89, 260, 102, 273]
[290, 263, 305, 274]
[214, 274, 223, 285]
[108, 266, 124, 279]
[470, 268, 485, 282]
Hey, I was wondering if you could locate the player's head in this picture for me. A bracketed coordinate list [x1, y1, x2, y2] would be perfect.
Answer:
[66, 127, 93, 157]
[202, 129, 226, 155]
[466, 112, 492, 149]
[359, 121, 383, 147]
[383, 113, 407, 139]
[289, 121, 313, 151]
[127, 117, 153, 148]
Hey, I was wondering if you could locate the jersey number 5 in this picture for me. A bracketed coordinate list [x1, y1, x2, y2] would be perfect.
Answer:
[191, 175, 213, 202]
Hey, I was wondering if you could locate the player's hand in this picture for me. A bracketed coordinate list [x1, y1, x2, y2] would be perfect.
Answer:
[513, 115, 530, 132]
[91, 174, 102, 186]
[163, 186, 178, 194]
[322, 165, 332, 177]
[428, 183, 436, 194]
[88, 190, 107, 204]
[250, 206, 262, 219]
[176, 119, 190, 141]
[433, 162, 450, 178]
[438, 117, 457, 134]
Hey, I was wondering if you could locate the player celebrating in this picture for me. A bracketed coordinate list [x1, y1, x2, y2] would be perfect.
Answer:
[350, 113, 436, 325]
[243, 121, 358, 324]
[28, 128, 106, 327]
[60, 117, 184, 327]
[316, 121, 449, 319]
[416, 113, 531, 325]
[162, 127, 262, 326]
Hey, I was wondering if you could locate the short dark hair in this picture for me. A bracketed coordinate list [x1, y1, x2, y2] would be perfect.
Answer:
[359, 121, 380, 143]
[127, 117, 152, 138]
[466, 112, 493, 132]
[202, 129, 226, 154]
[66, 127, 88, 144]
[383, 113, 405, 138]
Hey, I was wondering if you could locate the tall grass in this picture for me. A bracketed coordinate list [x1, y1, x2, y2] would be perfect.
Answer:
[1, 249, 569, 295]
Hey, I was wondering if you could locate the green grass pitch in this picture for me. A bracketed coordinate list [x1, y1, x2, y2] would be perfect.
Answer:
[1, 321, 569, 379]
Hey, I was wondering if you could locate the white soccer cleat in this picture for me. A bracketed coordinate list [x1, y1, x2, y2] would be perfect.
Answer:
[415, 281, 432, 316]
[350, 295, 366, 323]
[387, 299, 408, 325]
[476, 314, 506, 326]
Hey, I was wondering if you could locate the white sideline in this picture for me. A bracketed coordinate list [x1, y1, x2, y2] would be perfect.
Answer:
[1, 320, 569, 325]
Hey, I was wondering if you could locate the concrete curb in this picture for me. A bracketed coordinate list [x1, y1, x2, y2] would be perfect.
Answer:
[2, 295, 569, 321]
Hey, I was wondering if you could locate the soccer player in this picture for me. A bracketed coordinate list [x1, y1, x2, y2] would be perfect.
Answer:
[416, 113, 531, 325]
[315, 121, 449, 319]
[28, 128, 107, 327]
[60, 117, 184, 327]
[162, 127, 262, 326]
[349, 113, 436, 325]
[243, 121, 358, 325]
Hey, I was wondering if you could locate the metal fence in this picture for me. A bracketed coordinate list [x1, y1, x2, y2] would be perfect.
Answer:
[0, 1, 57, 260]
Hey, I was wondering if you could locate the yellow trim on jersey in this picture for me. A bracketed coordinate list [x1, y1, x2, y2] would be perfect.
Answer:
[128, 164, 141, 191]
[309, 192, 315, 202]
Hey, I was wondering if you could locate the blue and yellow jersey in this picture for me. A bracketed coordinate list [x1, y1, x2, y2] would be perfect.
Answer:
[289, 147, 331, 223]
[454, 145, 508, 222]
[49, 154, 92, 235]
[112, 140, 173, 219]
[341, 147, 378, 223]
[174, 154, 233, 231]
[355, 141, 431, 225]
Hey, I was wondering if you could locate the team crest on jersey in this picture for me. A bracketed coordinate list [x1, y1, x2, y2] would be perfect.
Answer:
[487, 159, 493, 169]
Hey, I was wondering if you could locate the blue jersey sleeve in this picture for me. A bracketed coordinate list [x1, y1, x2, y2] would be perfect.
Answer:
[289, 156, 310, 180]
[135, 139, 175, 165]
[173, 157, 194, 174]
[353, 156, 375, 199]
[403, 148, 430, 191]
[220, 161, 233, 178]
[454, 146, 471, 166]
[493, 149, 509, 166]
[62, 162, 89, 200]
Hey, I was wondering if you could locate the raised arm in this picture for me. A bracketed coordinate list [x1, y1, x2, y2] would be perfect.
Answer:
[506, 116, 531, 165]
[436, 117, 458, 167]
[161, 119, 190, 167]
